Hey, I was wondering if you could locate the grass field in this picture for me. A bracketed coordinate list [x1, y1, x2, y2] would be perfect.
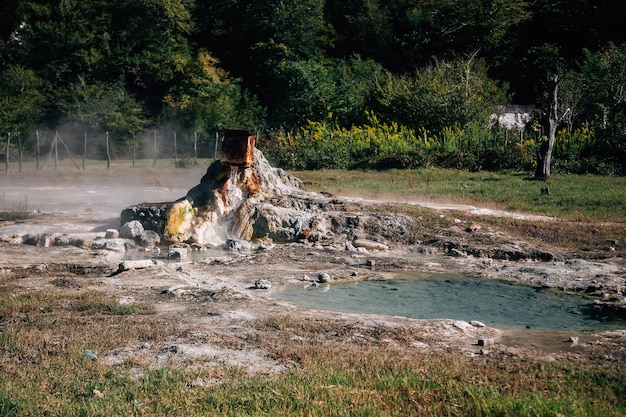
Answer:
[294, 168, 626, 222]
[0, 290, 624, 416]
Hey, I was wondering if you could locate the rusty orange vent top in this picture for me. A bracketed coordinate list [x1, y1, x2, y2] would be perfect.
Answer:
[221, 129, 255, 167]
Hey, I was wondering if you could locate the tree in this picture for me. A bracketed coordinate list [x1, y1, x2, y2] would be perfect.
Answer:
[163, 51, 265, 133]
[528, 45, 573, 180]
[375, 55, 508, 133]
[56, 77, 149, 149]
[579, 42, 626, 162]
[0, 65, 47, 135]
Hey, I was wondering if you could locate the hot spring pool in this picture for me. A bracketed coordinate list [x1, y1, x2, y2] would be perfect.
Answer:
[271, 275, 626, 331]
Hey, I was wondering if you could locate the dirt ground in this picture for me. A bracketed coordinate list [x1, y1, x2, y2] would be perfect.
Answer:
[1, 167, 625, 375]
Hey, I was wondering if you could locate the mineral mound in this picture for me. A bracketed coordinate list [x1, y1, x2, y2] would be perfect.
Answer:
[121, 130, 415, 248]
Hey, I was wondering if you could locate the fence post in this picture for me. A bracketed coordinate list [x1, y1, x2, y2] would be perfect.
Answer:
[132, 132, 136, 168]
[214, 132, 219, 160]
[153, 131, 157, 167]
[54, 131, 59, 170]
[83, 131, 87, 170]
[5, 132, 10, 174]
[173, 131, 178, 167]
[36, 129, 40, 170]
[106, 131, 111, 169]
[18, 132, 22, 173]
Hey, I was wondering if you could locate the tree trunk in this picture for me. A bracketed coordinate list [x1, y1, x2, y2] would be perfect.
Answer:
[535, 118, 556, 180]
[535, 76, 560, 181]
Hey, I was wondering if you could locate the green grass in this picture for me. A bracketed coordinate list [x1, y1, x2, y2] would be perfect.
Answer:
[1, 337, 624, 416]
[2, 283, 624, 415]
[294, 168, 626, 221]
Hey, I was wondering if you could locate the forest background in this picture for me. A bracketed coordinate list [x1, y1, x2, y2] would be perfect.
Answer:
[1, 0, 625, 176]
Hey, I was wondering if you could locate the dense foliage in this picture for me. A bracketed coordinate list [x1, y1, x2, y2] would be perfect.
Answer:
[1, 0, 625, 173]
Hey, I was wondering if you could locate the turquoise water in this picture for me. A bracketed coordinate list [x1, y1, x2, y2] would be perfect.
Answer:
[272, 275, 626, 331]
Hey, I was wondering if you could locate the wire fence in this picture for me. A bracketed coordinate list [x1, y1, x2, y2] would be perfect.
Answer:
[2, 130, 224, 174]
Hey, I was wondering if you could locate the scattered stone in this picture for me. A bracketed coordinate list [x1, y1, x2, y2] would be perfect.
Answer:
[317, 272, 331, 283]
[226, 238, 251, 251]
[470, 320, 486, 327]
[168, 246, 188, 260]
[254, 279, 272, 289]
[115, 259, 164, 274]
[91, 238, 126, 253]
[477, 338, 495, 347]
[84, 349, 98, 360]
[345, 241, 358, 252]
[257, 242, 275, 251]
[453, 320, 473, 332]
[353, 239, 389, 251]
[105, 229, 119, 239]
[450, 248, 467, 257]
[120, 220, 144, 239]
[136, 230, 161, 247]
[466, 223, 482, 232]
[92, 389, 104, 398]
[567, 336, 579, 346]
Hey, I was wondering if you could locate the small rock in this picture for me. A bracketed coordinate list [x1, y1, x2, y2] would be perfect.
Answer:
[136, 230, 161, 247]
[567, 336, 579, 346]
[84, 349, 98, 360]
[450, 248, 466, 257]
[466, 223, 482, 232]
[317, 272, 331, 283]
[254, 279, 272, 289]
[345, 241, 358, 252]
[470, 320, 486, 327]
[477, 338, 495, 347]
[105, 229, 119, 239]
[92, 389, 104, 398]
[116, 259, 163, 273]
[120, 220, 144, 239]
[226, 239, 251, 251]
[168, 246, 188, 260]
[257, 242, 275, 251]
[353, 239, 389, 251]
